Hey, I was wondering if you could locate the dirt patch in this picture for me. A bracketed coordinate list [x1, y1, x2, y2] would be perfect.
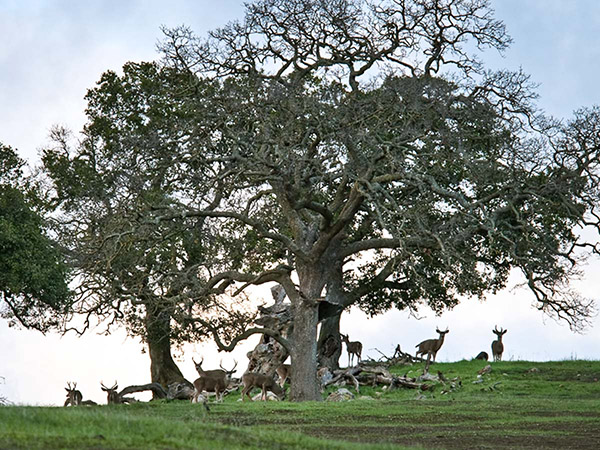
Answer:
[302, 422, 600, 449]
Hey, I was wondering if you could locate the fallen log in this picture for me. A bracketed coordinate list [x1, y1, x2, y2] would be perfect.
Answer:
[118, 383, 168, 399]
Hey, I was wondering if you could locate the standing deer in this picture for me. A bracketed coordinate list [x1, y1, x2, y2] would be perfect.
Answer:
[64, 382, 82, 406]
[276, 363, 291, 388]
[241, 373, 285, 401]
[491, 326, 507, 361]
[340, 334, 363, 367]
[192, 358, 237, 402]
[415, 327, 449, 363]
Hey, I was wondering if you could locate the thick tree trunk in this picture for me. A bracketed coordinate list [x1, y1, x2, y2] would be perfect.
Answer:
[145, 303, 189, 393]
[317, 313, 342, 371]
[289, 299, 321, 401]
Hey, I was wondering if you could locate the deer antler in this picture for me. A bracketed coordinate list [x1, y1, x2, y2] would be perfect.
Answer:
[220, 360, 238, 374]
[100, 381, 118, 391]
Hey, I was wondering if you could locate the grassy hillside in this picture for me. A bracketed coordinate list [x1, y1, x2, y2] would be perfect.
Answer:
[2, 360, 600, 449]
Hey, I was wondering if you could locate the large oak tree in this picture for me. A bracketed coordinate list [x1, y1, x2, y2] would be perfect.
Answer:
[155, 0, 599, 400]
[42, 0, 600, 400]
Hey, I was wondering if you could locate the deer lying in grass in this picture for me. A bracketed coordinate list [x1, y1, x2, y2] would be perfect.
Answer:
[192, 358, 237, 403]
[474, 351, 489, 361]
[276, 363, 291, 388]
[340, 334, 363, 367]
[241, 373, 285, 401]
[491, 326, 507, 361]
[64, 382, 97, 406]
[415, 328, 449, 363]
[64, 382, 82, 406]
[101, 381, 122, 404]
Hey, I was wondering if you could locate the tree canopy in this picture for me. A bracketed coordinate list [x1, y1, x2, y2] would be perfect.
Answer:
[41, 0, 600, 400]
[0, 143, 72, 331]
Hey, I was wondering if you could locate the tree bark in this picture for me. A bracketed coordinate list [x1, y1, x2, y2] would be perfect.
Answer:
[288, 299, 321, 401]
[145, 302, 189, 393]
[317, 313, 342, 371]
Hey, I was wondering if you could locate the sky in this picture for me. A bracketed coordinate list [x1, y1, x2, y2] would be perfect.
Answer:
[1, 0, 600, 406]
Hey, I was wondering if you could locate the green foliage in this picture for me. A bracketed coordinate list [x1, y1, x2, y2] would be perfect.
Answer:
[0, 143, 71, 331]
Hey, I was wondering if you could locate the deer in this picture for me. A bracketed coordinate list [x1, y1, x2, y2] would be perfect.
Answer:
[415, 327, 449, 363]
[64, 382, 82, 406]
[491, 326, 507, 361]
[474, 351, 489, 361]
[275, 363, 291, 388]
[241, 373, 285, 401]
[64, 382, 97, 406]
[192, 357, 237, 403]
[340, 334, 363, 367]
[100, 381, 122, 404]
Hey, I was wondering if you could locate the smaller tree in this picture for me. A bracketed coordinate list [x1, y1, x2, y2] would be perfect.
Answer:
[0, 143, 72, 331]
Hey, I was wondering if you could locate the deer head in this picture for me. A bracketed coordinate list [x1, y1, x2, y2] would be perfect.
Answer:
[64, 381, 82, 406]
[219, 360, 238, 379]
[493, 326, 507, 338]
[193, 357, 204, 374]
[100, 381, 121, 404]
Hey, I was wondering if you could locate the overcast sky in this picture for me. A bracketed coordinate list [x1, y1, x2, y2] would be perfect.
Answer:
[1, 0, 600, 406]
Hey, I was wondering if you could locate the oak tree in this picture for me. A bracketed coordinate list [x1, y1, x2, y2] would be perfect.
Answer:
[155, 0, 600, 400]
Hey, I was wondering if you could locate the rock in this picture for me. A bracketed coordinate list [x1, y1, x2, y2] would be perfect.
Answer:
[251, 391, 281, 401]
[318, 367, 333, 385]
[326, 388, 355, 402]
[478, 365, 492, 375]
[167, 382, 195, 400]
[418, 373, 439, 382]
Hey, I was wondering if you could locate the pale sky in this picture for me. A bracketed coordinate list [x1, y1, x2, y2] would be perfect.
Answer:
[1, 0, 600, 406]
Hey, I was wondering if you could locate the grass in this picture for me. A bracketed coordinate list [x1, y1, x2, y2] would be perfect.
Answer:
[2, 359, 600, 449]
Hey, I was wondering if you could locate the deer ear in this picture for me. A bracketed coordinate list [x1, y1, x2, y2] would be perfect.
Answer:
[65, 388, 69, 392]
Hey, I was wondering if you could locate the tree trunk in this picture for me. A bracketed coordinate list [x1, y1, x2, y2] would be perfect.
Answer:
[317, 313, 342, 371]
[289, 299, 321, 401]
[145, 302, 189, 393]
[245, 285, 292, 375]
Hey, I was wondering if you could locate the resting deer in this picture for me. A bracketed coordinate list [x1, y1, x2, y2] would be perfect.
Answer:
[340, 334, 363, 367]
[64, 382, 82, 406]
[474, 351, 489, 361]
[415, 327, 449, 363]
[100, 381, 122, 404]
[241, 373, 285, 401]
[192, 357, 237, 402]
[491, 326, 507, 361]
[64, 382, 97, 406]
[276, 363, 291, 388]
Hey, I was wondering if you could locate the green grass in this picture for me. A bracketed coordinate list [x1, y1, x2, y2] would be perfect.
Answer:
[2, 359, 600, 449]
